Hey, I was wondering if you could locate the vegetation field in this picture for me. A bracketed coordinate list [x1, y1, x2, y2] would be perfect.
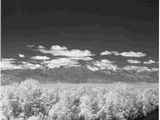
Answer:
[0, 79, 158, 120]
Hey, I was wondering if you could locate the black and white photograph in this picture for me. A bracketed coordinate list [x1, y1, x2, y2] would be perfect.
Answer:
[1, 0, 159, 120]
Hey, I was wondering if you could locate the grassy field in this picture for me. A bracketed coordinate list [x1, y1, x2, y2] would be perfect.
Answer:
[0, 79, 159, 120]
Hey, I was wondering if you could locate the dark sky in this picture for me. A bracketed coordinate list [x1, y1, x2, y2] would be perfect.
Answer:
[1, 0, 159, 60]
[3, 0, 158, 19]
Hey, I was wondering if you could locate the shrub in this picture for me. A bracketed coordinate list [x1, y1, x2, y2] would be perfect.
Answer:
[0, 80, 158, 120]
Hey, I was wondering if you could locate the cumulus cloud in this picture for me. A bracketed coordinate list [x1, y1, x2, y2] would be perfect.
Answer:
[100, 50, 112, 55]
[21, 62, 42, 70]
[37, 45, 94, 61]
[69, 56, 93, 61]
[18, 54, 25, 58]
[27, 45, 34, 48]
[127, 59, 141, 64]
[123, 65, 151, 72]
[1, 58, 42, 70]
[89, 59, 118, 71]
[1, 58, 22, 70]
[86, 65, 99, 71]
[123, 65, 158, 72]
[150, 67, 158, 72]
[143, 60, 156, 64]
[100, 59, 113, 64]
[43, 58, 80, 69]
[119, 51, 146, 57]
[40, 48, 93, 57]
[51, 45, 67, 50]
[112, 51, 120, 56]
[1, 58, 16, 61]
[95, 62, 117, 71]
[63, 49, 93, 57]
[100, 50, 120, 56]
[31, 56, 50, 60]
[38, 45, 45, 49]
[100, 50, 146, 58]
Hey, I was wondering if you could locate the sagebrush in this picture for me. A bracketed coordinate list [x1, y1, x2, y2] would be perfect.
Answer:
[0, 79, 158, 120]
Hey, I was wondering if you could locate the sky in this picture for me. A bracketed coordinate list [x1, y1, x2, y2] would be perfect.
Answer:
[1, 0, 159, 72]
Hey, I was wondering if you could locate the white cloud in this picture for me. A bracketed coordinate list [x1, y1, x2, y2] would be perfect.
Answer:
[92, 59, 118, 71]
[1, 58, 22, 70]
[123, 65, 151, 72]
[38, 45, 45, 49]
[111, 51, 120, 56]
[69, 56, 93, 61]
[86, 65, 99, 71]
[127, 59, 141, 64]
[100, 50, 146, 58]
[1, 58, 16, 61]
[63, 49, 93, 57]
[100, 50, 112, 55]
[43, 58, 80, 69]
[18, 54, 25, 58]
[143, 60, 156, 64]
[119, 51, 146, 57]
[51, 45, 67, 50]
[1, 58, 42, 70]
[21, 62, 42, 70]
[31, 56, 50, 60]
[100, 50, 120, 56]
[150, 67, 158, 72]
[101, 59, 113, 64]
[27, 45, 34, 48]
[40, 48, 93, 57]
[37, 45, 94, 61]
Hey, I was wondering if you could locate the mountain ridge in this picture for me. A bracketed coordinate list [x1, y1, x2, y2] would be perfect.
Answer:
[1, 65, 158, 85]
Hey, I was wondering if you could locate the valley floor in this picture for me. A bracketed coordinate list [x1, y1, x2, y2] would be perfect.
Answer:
[1, 79, 159, 120]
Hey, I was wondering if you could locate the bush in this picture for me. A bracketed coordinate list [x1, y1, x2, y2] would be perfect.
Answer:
[0, 80, 158, 120]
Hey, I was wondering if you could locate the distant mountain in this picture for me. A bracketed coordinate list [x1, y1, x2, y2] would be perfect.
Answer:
[1, 65, 158, 85]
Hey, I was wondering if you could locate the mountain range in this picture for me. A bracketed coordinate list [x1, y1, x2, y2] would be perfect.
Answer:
[1, 65, 158, 85]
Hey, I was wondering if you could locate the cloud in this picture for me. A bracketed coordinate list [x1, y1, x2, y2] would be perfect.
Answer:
[38, 45, 45, 49]
[31, 56, 50, 60]
[63, 49, 93, 57]
[18, 54, 25, 58]
[112, 51, 120, 56]
[69, 56, 93, 61]
[1, 58, 42, 70]
[27, 45, 34, 48]
[1, 58, 16, 61]
[40, 48, 93, 57]
[119, 51, 146, 57]
[100, 50, 112, 55]
[127, 59, 141, 64]
[150, 67, 158, 72]
[143, 60, 156, 64]
[51, 45, 67, 50]
[0, 58, 22, 70]
[43, 58, 80, 69]
[37, 45, 94, 61]
[100, 59, 114, 64]
[86, 65, 99, 71]
[100, 50, 119, 56]
[123, 65, 151, 72]
[90, 59, 118, 71]
[100, 50, 146, 57]
[21, 62, 42, 70]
